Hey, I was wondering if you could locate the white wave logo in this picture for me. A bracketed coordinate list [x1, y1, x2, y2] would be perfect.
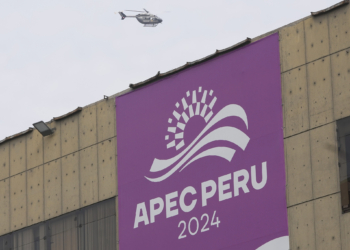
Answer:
[145, 87, 250, 182]
[256, 236, 290, 250]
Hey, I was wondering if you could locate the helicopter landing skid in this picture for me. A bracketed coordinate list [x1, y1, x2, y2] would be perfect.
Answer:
[144, 23, 158, 27]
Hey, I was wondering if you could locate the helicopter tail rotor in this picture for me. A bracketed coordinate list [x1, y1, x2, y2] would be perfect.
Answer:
[119, 12, 127, 20]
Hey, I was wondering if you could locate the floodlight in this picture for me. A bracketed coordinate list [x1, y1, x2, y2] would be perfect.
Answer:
[33, 121, 55, 136]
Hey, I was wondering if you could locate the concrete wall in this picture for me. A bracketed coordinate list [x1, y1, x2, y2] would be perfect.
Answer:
[281, 4, 350, 250]
[1, 3, 350, 250]
[0, 97, 117, 237]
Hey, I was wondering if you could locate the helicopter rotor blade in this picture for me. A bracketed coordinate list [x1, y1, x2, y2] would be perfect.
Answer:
[143, 8, 149, 13]
[125, 10, 145, 12]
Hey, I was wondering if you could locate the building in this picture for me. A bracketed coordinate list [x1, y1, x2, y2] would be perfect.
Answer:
[1, 1, 350, 249]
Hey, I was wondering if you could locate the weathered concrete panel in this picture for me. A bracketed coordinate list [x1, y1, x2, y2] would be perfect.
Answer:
[43, 121, 61, 163]
[329, 4, 350, 53]
[97, 99, 116, 142]
[10, 173, 26, 231]
[314, 194, 341, 250]
[307, 57, 333, 128]
[285, 131, 313, 206]
[341, 211, 350, 250]
[61, 114, 79, 156]
[331, 49, 350, 119]
[79, 104, 97, 149]
[288, 201, 315, 250]
[62, 153, 80, 213]
[44, 159, 62, 220]
[27, 165, 44, 226]
[98, 138, 117, 200]
[304, 15, 330, 62]
[310, 123, 338, 198]
[0, 179, 10, 236]
[26, 130, 43, 170]
[280, 21, 306, 72]
[282, 66, 309, 137]
[0, 142, 9, 180]
[80, 145, 98, 206]
[9, 137, 26, 176]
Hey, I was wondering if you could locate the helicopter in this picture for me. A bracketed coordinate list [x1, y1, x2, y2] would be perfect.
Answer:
[118, 9, 163, 27]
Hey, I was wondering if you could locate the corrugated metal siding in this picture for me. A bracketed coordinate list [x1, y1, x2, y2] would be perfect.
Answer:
[0, 198, 116, 250]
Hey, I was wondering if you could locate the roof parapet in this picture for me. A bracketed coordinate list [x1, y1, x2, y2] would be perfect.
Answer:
[129, 37, 251, 90]
[0, 127, 33, 145]
[53, 107, 82, 121]
[0, 107, 82, 145]
[311, 0, 349, 16]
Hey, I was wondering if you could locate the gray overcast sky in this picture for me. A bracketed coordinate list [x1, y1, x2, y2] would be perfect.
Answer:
[0, 0, 338, 140]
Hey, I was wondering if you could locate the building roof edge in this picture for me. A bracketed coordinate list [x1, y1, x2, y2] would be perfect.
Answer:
[128, 38, 251, 90]
[0, 127, 33, 145]
[311, 0, 349, 16]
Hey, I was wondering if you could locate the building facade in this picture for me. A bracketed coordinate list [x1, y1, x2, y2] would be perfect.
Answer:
[1, 1, 350, 249]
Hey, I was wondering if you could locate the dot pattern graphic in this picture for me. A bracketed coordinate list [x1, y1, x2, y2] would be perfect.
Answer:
[165, 87, 217, 150]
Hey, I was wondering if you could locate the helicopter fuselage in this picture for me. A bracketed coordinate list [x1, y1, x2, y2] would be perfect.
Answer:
[118, 10, 162, 27]
[135, 14, 162, 24]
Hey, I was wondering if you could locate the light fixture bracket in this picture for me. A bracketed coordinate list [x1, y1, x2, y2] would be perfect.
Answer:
[33, 121, 55, 137]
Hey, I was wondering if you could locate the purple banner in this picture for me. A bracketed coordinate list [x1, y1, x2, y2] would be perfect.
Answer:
[116, 34, 289, 250]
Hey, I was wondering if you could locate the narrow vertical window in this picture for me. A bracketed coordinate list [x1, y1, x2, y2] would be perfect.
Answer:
[337, 117, 350, 213]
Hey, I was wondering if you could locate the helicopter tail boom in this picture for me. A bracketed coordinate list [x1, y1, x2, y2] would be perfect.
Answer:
[118, 12, 136, 20]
